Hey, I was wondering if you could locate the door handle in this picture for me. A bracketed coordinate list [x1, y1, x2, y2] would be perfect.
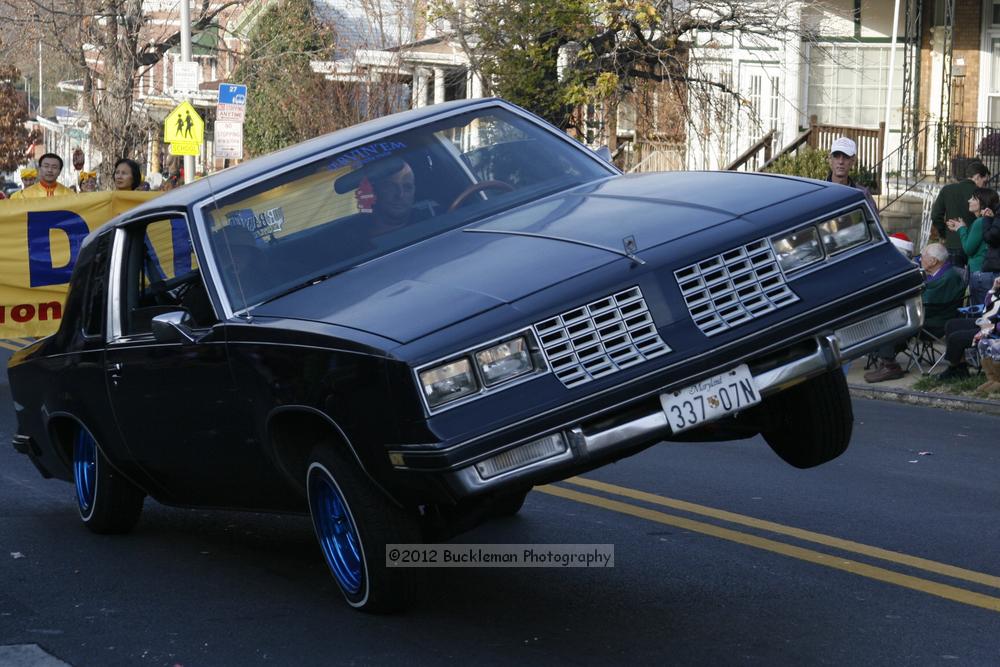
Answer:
[107, 362, 123, 385]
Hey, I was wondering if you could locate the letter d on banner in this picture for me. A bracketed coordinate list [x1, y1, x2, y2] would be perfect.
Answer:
[27, 211, 90, 287]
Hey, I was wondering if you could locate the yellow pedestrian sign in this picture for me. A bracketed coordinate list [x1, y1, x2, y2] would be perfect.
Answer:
[164, 101, 204, 146]
[168, 141, 200, 156]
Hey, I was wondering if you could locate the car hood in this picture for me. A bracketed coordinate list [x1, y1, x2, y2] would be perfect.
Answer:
[251, 172, 823, 343]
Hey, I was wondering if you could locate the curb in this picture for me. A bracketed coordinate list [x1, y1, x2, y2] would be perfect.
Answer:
[848, 383, 1000, 416]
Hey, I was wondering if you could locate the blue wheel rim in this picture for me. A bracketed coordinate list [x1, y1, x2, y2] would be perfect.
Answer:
[73, 429, 97, 513]
[309, 469, 363, 595]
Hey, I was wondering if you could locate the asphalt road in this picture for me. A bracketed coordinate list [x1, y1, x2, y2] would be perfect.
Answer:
[1, 361, 999, 665]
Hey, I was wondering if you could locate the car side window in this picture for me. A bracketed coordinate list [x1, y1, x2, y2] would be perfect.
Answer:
[81, 234, 111, 338]
[119, 216, 215, 337]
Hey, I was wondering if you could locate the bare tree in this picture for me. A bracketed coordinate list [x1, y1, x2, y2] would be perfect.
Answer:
[435, 0, 821, 152]
[0, 62, 31, 172]
[0, 0, 238, 180]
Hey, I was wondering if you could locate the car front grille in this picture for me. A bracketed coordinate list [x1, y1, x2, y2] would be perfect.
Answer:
[534, 287, 670, 388]
[674, 239, 799, 337]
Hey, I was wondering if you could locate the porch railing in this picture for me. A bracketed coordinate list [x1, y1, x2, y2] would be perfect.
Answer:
[876, 121, 1000, 211]
[725, 130, 775, 172]
[741, 115, 885, 193]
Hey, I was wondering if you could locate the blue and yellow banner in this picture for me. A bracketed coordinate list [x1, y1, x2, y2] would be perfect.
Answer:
[0, 191, 158, 338]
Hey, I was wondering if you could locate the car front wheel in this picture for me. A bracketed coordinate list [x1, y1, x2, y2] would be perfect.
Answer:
[759, 369, 853, 469]
[306, 445, 420, 613]
[73, 426, 145, 534]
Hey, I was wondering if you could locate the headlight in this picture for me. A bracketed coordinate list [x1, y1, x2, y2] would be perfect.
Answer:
[771, 226, 823, 273]
[419, 358, 478, 408]
[818, 209, 869, 254]
[475, 336, 533, 386]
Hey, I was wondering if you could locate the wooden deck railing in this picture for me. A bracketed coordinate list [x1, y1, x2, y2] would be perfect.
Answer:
[736, 115, 886, 192]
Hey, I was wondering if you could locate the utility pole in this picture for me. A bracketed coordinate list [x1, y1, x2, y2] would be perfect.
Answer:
[38, 41, 43, 117]
[180, 0, 194, 184]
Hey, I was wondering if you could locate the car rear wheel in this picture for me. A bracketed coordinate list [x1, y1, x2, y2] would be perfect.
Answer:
[759, 369, 853, 469]
[306, 445, 420, 613]
[73, 427, 144, 534]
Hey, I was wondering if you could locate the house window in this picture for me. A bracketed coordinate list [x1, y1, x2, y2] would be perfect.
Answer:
[988, 38, 1000, 123]
[807, 43, 904, 128]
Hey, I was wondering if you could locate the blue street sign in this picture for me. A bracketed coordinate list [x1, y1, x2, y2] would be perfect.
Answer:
[218, 83, 247, 106]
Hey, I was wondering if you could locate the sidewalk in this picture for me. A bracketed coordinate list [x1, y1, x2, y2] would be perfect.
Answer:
[845, 355, 1000, 416]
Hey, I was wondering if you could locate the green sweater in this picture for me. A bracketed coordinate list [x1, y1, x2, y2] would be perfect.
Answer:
[930, 179, 977, 251]
[923, 266, 967, 333]
[958, 217, 987, 272]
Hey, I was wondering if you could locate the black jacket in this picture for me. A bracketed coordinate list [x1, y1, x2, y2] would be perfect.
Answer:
[981, 216, 1000, 272]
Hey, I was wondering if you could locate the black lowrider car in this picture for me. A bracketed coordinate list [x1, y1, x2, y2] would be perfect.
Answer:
[9, 98, 923, 612]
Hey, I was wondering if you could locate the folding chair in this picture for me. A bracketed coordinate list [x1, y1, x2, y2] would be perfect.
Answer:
[903, 330, 945, 375]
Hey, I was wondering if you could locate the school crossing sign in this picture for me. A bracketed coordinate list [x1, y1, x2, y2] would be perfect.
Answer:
[164, 101, 205, 156]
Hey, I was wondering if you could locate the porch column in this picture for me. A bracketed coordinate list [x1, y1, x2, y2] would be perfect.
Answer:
[413, 68, 429, 108]
[781, 1, 802, 151]
[434, 67, 446, 104]
[468, 69, 483, 99]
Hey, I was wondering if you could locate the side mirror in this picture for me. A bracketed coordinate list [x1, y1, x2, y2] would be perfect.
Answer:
[151, 310, 198, 344]
[594, 146, 612, 162]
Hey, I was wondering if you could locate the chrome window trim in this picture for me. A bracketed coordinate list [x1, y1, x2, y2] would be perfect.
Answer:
[106, 228, 126, 343]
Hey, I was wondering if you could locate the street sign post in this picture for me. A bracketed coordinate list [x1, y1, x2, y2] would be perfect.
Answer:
[164, 101, 205, 157]
[215, 83, 247, 161]
[214, 120, 244, 160]
[217, 83, 247, 123]
[173, 62, 199, 95]
[218, 83, 247, 105]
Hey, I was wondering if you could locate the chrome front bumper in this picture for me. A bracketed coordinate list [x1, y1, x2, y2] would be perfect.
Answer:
[437, 296, 923, 495]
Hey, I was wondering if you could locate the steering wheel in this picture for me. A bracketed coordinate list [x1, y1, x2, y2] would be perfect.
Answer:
[147, 270, 199, 305]
[447, 180, 514, 212]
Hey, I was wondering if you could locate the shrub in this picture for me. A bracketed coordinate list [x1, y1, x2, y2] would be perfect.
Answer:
[977, 132, 1000, 156]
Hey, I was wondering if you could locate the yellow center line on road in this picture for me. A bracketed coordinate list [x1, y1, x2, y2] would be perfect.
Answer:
[537, 484, 1000, 613]
[562, 476, 1000, 591]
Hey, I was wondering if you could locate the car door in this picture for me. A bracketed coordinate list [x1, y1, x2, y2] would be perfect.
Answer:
[103, 212, 256, 506]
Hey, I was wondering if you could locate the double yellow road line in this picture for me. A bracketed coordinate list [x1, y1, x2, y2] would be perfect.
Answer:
[539, 477, 1000, 613]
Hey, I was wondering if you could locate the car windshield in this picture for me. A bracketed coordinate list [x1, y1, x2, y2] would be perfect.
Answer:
[201, 107, 613, 310]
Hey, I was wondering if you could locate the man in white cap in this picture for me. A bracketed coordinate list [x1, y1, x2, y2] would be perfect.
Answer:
[826, 136, 878, 217]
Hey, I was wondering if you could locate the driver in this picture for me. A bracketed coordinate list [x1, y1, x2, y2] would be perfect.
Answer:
[368, 159, 416, 237]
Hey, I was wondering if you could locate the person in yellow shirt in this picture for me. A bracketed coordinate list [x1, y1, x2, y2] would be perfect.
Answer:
[19, 167, 37, 189]
[78, 171, 98, 192]
[10, 154, 75, 199]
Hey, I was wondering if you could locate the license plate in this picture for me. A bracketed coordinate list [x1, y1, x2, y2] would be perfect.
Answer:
[659, 364, 761, 434]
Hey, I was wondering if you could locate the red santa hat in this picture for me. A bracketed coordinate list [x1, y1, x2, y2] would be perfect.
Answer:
[889, 232, 913, 254]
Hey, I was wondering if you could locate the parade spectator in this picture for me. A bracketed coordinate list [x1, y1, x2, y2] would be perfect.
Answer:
[825, 137, 878, 217]
[10, 154, 74, 199]
[865, 243, 967, 383]
[930, 160, 990, 267]
[19, 167, 37, 190]
[938, 276, 1000, 380]
[946, 186, 999, 305]
[78, 171, 98, 193]
[112, 158, 142, 191]
[889, 232, 914, 259]
[160, 156, 181, 191]
[980, 193, 1000, 304]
